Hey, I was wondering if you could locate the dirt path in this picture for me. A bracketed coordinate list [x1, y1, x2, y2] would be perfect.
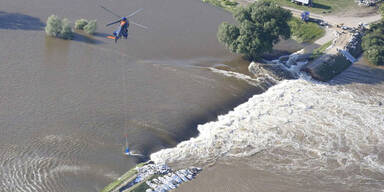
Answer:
[325, 14, 381, 27]
[283, 6, 380, 27]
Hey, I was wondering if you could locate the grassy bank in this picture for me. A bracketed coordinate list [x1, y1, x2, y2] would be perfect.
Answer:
[289, 18, 325, 43]
[101, 162, 147, 192]
[202, 0, 239, 12]
[311, 40, 332, 59]
[269, 0, 357, 14]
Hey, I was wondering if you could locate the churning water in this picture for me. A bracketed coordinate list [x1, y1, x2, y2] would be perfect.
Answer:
[152, 64, 384, 191]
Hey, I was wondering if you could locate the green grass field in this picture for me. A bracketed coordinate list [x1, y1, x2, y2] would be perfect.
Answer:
[311, 40, 333, 59]
[202, 0, 239, 12]
[269, 0, 358, 14]
[101, 162, 147, 192]
[289, 18, 325, 43]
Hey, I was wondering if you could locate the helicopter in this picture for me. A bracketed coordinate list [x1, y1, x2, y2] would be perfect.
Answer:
[99, 5, 148, 43]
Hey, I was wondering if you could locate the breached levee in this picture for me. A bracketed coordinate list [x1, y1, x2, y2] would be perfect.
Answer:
[150, 77, 384, 189]
[303, 25, 365, 81]
[101, 161, 201, 192]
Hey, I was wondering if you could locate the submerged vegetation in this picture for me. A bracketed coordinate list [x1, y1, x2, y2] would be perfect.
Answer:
[217, 0, 292, 60]
[74, 19, 88, 30]
[362, 20, 384, 66]
[45, 15, 73, 39]
[75, 19, 97, 34]
[84, 20, 97, 35]
[46, 15, 98, 39]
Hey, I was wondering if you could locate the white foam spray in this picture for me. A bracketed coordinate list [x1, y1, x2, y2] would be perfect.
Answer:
[151, 77, 384, 187]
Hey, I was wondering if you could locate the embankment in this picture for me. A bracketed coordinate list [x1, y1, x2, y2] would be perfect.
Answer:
[303, 27, 365, 81]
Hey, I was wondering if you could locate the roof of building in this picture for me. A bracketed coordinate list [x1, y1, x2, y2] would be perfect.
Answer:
[293, 0, 310, 4]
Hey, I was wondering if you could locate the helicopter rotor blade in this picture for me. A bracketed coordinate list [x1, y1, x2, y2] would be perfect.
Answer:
[106, 19, 121, 27]
[127, 8, 143, 18]
[131, 21, 148, 29]
[99, 5, 122, 19]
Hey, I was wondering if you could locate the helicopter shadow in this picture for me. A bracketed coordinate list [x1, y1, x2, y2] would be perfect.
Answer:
[72, 32, 105, 45]
[0, 11, 44, 30]
[93, 32, 111, 38]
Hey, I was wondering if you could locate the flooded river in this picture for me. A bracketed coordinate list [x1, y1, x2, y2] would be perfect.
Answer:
[154, 58, 384, 192]
[0, 0, 264, 191]
[2, 0, 383, 192]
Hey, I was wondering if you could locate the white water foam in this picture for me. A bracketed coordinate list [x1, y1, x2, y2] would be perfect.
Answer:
[209, 67, 271, 87]
[151, 78, 384, 187]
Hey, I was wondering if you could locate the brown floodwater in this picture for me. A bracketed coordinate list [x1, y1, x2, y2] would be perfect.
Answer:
[3, 0, 383, 192]
[0, 0, 269, 191]
[157, 57, 384, 192]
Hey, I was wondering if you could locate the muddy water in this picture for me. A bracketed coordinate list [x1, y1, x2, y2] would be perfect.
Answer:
[155, 57, 384, 192]
[0, 0, 268, 191]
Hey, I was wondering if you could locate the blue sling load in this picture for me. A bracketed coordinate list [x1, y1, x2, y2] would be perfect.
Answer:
[123, 134, 144, 157]
[124, 134, 131, 156]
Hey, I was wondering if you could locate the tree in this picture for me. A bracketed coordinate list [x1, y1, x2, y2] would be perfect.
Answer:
[217, 0, 292, 60]
[84, 20, 97, 35]
[75, 19, 88, 30]
[45, 15, 62, 37]
[45, 15, 73, 39]
[380, 3, 384, 18]
[366, 46, 384, 66]
[362, 21, 384, 66]
[59, 18, 73, 39]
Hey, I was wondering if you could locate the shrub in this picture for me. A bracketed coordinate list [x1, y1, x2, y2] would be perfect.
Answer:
[84, 20, 97, 34]
[45, 14, 73, 39]
[59, 18, 73, 39]
[75, 19, 88, 30]
[45, 15, 62, 37]
[362, 21, 384, 66]
[380, 3, 384, 18]
[366, 46, 384, 66]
